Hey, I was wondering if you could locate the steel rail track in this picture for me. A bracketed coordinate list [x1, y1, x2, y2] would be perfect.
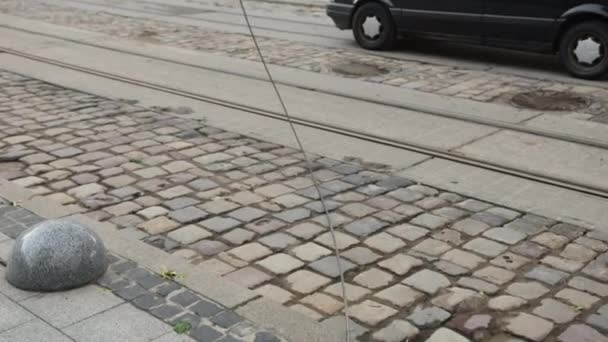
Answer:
[2, 23, 608, 152]
[3, 47, 608, 199]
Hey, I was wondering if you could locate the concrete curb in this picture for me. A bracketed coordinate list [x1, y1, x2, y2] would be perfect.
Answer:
[0, 179, 341, 342]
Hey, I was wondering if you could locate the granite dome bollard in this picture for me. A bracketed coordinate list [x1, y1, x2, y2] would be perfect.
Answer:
[6, 219, 108, 291]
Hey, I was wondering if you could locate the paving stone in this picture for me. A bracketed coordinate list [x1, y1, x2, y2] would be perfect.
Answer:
[532, 232, 570, 248]
[387, 188, 425, 202]
[441, 249, 485, 269]
[224, 267, 272, 288]
[363, 232, 405, 253]
[551, 222, 586, 239]
[285, 270, 331, 294]
[349, 300, 398, 325]
[190, 240, 228, 257]
[526, 265, 568, 285]
[300, 293, 343, 315]
[426, 327, 470, 342]
[102, 175, 136, 188]
[200, 217, 241, 233]
[322, 283, 368, 302]
[199, 198, 239, 214]
[432, 229, 464, 245]
[410, 213, 450, 230]
[483, 227, 526, 244]
[433, 206, 469, 220]
[343, 216, 388, 237]
[138, 206, 169, 220]
[471, 212, 509, 227]
[392, 204, 424, 218]
[132, 293, 165, 310]
[463, 238, 508, 257]
[340, 246, 380, 265]
[312, 212, 352, 227]
[286, 222, 324, 239]
[221, 228, 256, 245]
[512, 241, 549, 258]
[228, 243, 272, 262]
[582, 252, 608, 282]
[463, 314, 492, 332]
[315, 231, 358, 250]
[556, 288, 599, 309]
[229, 207, 267, 222]
[257, 253, 304, 274]
[67, 183, 106, 198]
[258, 233, 299, 250]
[488, 295, 527, 311]
[561, 243, 597, 262]
[272, 193, 309, 208]
[138, 216, 180, 234]
[431, 287, 481, 311]
[168, 206, 208, 224]
[353, 268, 394, 289]
[375, 284, 424, 308]
[407, 306, 451, 328]
[452, 218, 491, 236]
[491, 252, 530, 270]
[434, 260, 469, 276]
[379, 254, 423, 275]
[167, 225, 212, 244]
[575, 236, 608, 252]
[255, 284, 294, 304]
[304, 199, 342, 213]
[372, 320, 419, 342]
[365, 196, 401, 210]
[533, 298, 578, 323]
[308, 256, 356, 278]
[158, 186, 193, 199]
[473, 266, 515, 285]
[457, 199, 492, 212]
[457, 277, 499, 295]
[403, 270, 450, 294]
[504, 313, 554, 341]
[506, 281, 549, 299]
[542, 255, 583, 272]
[416, 197, 449, 210]
[587, 308, 608, 332]
[339, 203, 377, 218]
[104, 201, 142, 216]
[569, 276, 608, 297]
[412, 238, 451, 256]
[187, 179, 219, 192]
[387, 223, 429, 241]
[558, 324, 608, 342]
[134, 167, 168, 179]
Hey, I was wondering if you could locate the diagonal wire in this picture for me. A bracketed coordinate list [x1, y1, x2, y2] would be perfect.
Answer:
[236, 1, 351, 341]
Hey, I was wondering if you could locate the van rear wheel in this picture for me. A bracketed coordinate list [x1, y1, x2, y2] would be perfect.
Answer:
[352, 2, 396, 50]
[559, 21, 608, 79]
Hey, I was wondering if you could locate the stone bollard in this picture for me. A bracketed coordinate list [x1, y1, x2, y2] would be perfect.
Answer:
[6, 219, 108, 291]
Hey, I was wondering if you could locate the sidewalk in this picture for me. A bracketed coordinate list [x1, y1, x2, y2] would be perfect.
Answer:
[0, 201, 284, 342]
[0, 69, 607, 342]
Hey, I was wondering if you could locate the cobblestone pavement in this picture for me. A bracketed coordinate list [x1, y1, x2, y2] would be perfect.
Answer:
[2, 71, 608, 342]
[0, 201, 283, 342]
[2, 0, 608, 123]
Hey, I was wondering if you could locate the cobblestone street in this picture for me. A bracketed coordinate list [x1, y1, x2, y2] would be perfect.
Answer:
[1, 69, 608, 341]
[2, 0, 608, 122]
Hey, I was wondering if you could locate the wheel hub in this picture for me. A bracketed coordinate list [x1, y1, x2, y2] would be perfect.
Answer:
[361, 15, 382, 40]
[573, 36, 604, 66]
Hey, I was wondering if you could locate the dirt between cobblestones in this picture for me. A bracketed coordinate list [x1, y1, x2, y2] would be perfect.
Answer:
[2, 0, 608, 123]
[1, 69, 608, 341]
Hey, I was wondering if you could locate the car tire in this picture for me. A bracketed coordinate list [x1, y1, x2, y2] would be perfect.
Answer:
[352, 2, 396, 50]
[559, 21, 608, 79]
